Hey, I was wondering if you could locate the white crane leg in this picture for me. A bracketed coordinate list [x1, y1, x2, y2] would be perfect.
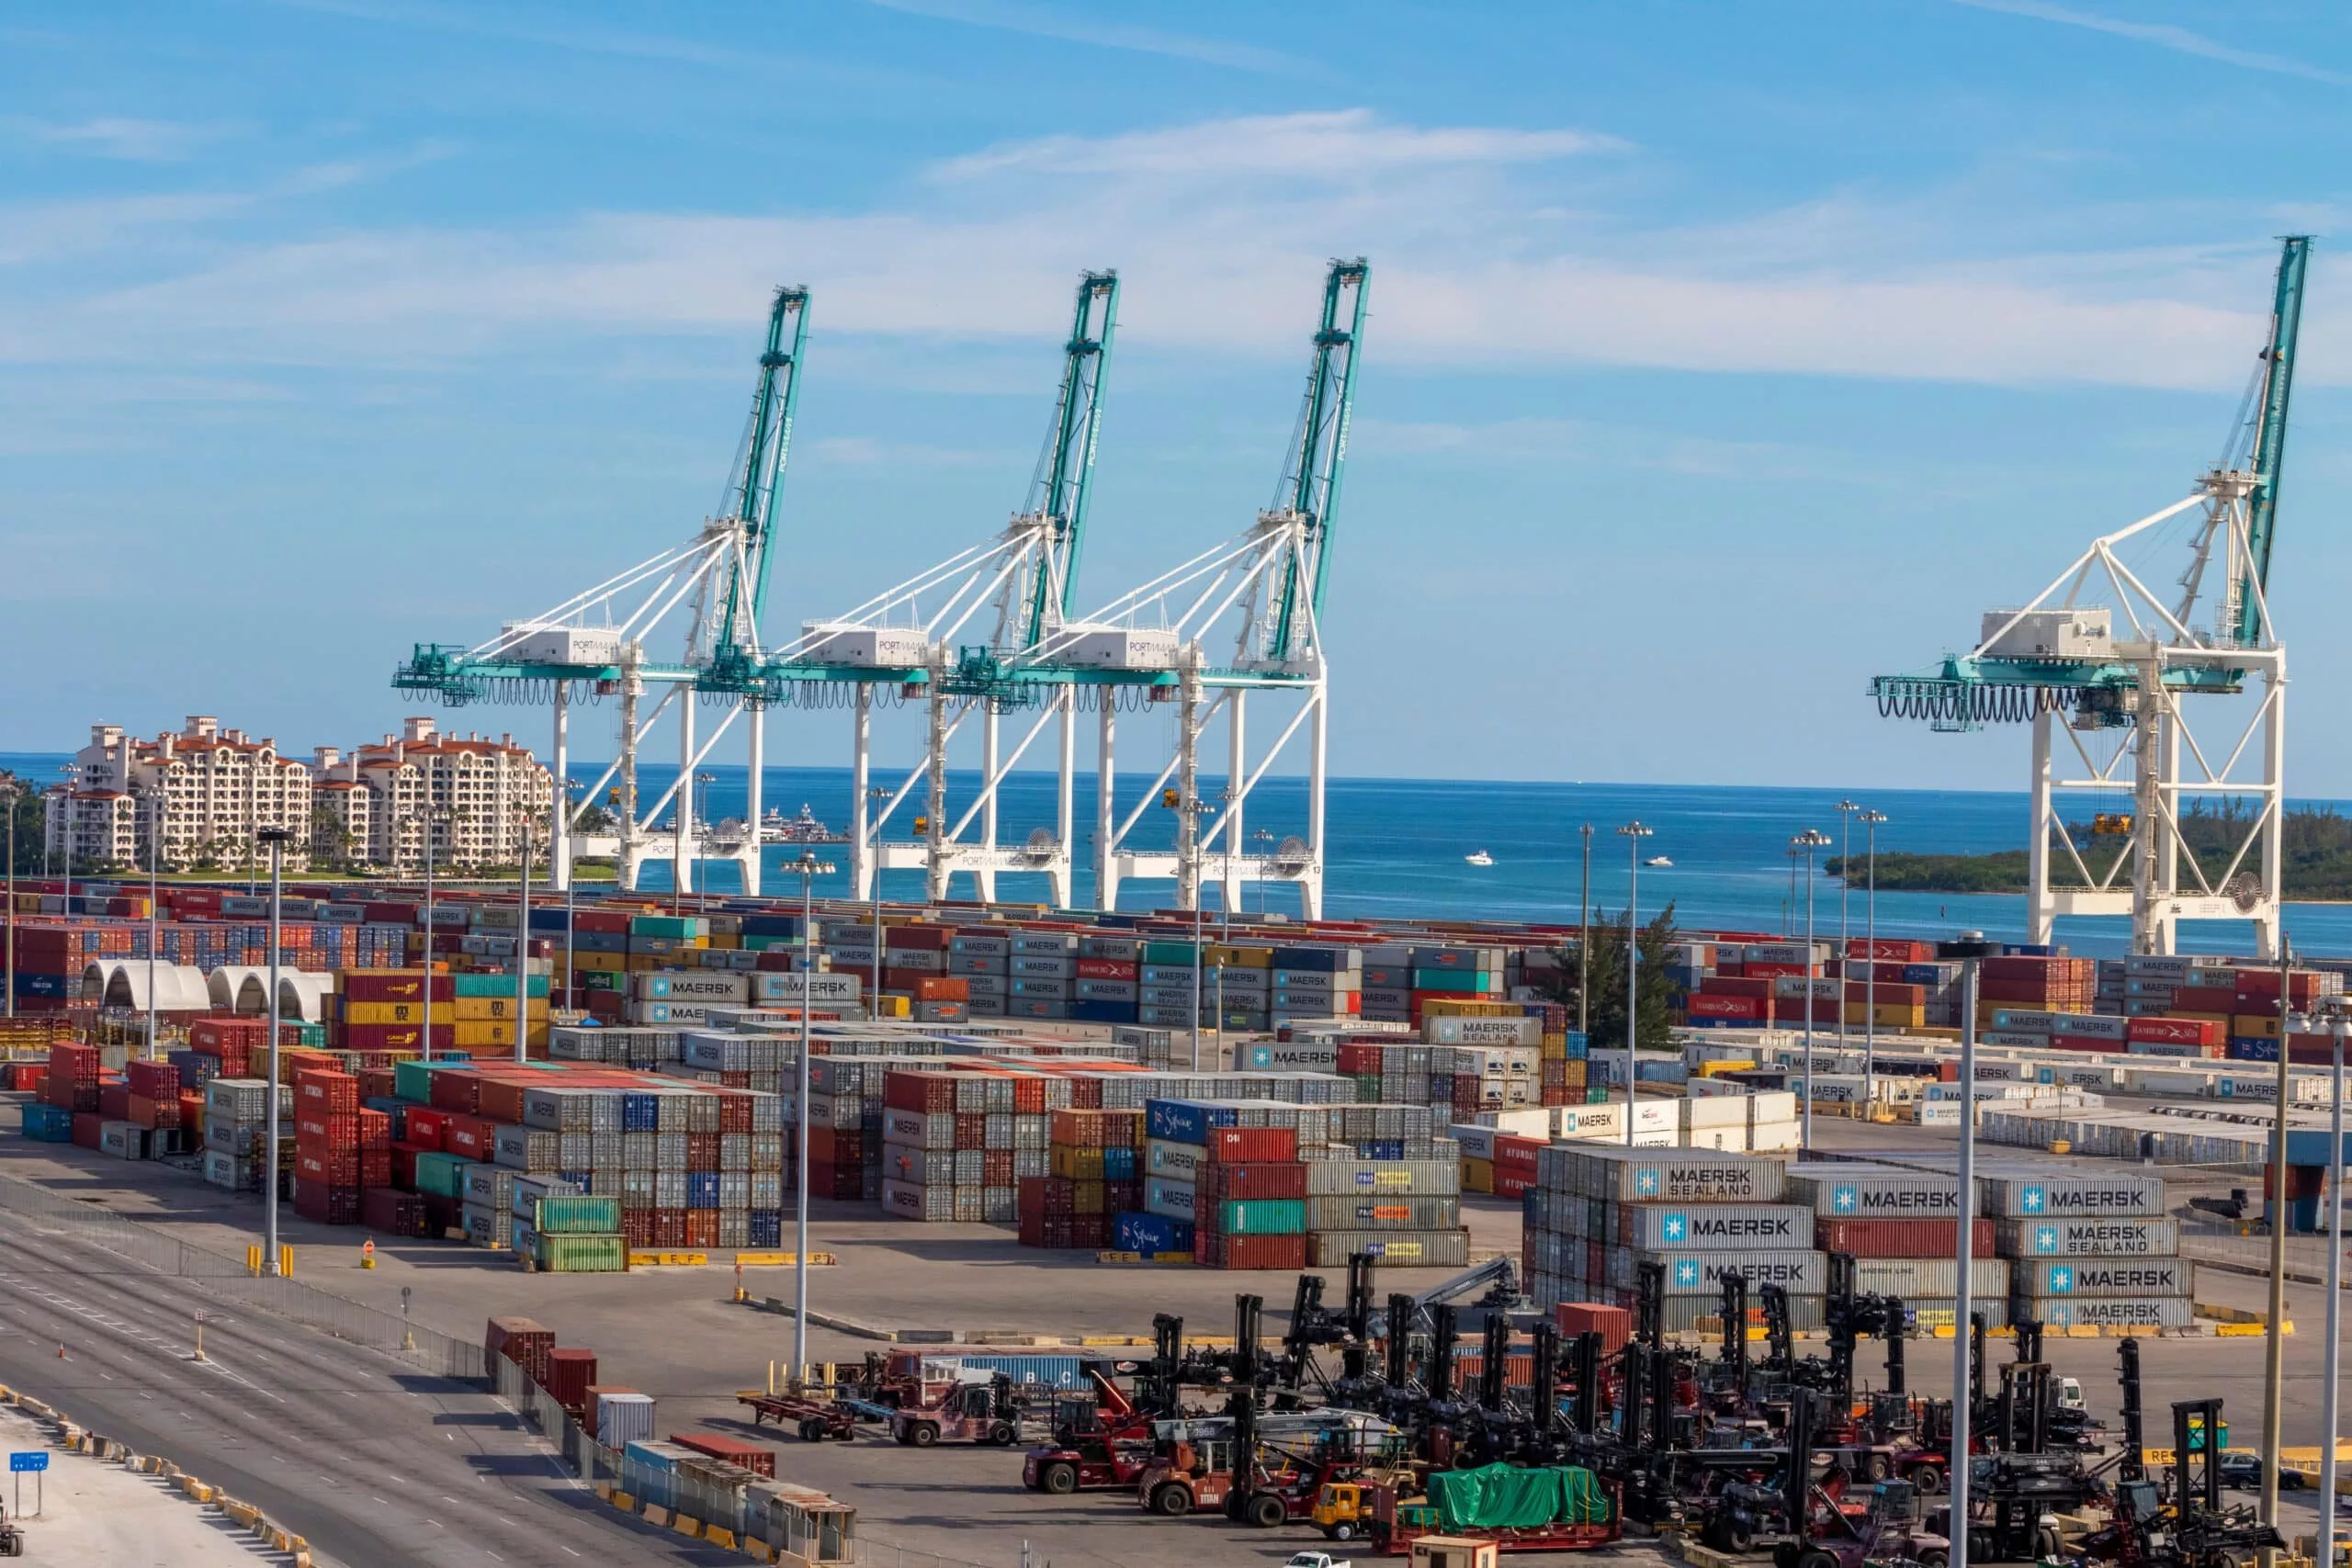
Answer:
[2260, 662, 2288, 958]
[1053, 689, 1074, 910]
[1224, 692, 1247, 921]
[1096, 697, 1117, 912]
[1304, 678, 1328, 922]
[2027, 708, 2053, 947]
[551, 684, 571, 893]
[924, 690, 949, 905]
[742, 699, 764, 897]
[678, 693, 696, 895]
[977, 701, 1000, 906]
[852, 686, 873, 901]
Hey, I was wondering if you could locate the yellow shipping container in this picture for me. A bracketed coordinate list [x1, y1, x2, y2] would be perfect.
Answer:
[707, 934, 741, 950]
[625, 954, 665, 972]
[1692, 1060, 1747, 1078]
[451, 996, 549, 1021]
[1420, 998, 1517, 1018]
[570, 951, 627, 974]
[1202, 943, 1275, 969]
[872, 994, 911, 1020]
[1460, 1157, 1495, 1194]
[345, 1001, 425, 1026]
[2232, 1014, 2283, 1039]
[453, 1020, 515, 1047]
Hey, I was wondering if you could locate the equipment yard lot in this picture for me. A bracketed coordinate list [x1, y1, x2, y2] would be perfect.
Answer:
[3, 1099, 2344, 1566]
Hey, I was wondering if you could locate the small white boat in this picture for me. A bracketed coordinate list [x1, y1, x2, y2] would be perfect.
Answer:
[1645, 855, 1673, 868]
[1464, 851, 1495, 867]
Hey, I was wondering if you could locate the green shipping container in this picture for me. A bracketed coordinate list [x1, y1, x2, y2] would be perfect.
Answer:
[1216, 1199, 1305, 1236]
[628, 915, 704, 940]
[1143, 941, 1199, 966]
[529, 1194, 622, 1235]
[413, 1151, 474, 1201]
[394, 1058, 457, 1103]
[453, 972, 549, 998]
[1410, 970, 1501, 995]
[533, 1232, 629, 1272]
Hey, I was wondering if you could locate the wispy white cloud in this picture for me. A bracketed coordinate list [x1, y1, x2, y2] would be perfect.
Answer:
[1951, 0, 2352, 86]
[863, 0, 1299, 74]
[21, 117, 230, 163]
[0, 109, 2310, 394]
[937, 108, 1623, 180]
[807, 434, 1001, 467]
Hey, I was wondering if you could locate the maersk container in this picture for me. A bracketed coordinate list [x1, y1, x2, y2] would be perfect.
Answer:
[2026, 1295, 2196, 1329]
[1144, 1139, 1202, 1181]
[1306, 1228, 1472, 1269]
[1979, 1171, 2166, 1219]
[1849, 1258, 2011, 1298]
[1786, 1162, 1960, 1219]
[1114, 1211, 1193, 1254]
[1619, 1203, 1813, 1251]
[1536, 1145, 1786, 1203]
[1997, 1216, 2180, 1257]
[1635, 1247, 1824, 1296]
[1144, 1177, 1197, 1222]
[2017, 1258, 2190, 1298]
[1653, 1293, 1826, 1335]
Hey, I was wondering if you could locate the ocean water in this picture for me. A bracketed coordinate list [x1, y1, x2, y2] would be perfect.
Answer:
[7, 750, 2343, 958]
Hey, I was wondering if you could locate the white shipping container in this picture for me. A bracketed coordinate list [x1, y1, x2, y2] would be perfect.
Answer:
[2026, 1296, 2196, 1329]
[1638, 1247, 1824, 1296]
[1851, 1258, 2011, 1298]
[1917, 1102, 1965, 1127]
[1682, 1094, 1749, 1130]
[1424, 1015, 1543, 1047]
[1243, 1042, 1340, 1072]
[632, 971, 751, 1002]
[1747, 1090, 1799, 1127]
[1621, 1202, 1814, 1250]
[751, 972, 862, 1004]
[1748, 1119, 1804, 1151]
[1998, 1217, 2180, 1257]
[1980, 1170, 2167, 1220]
[2015, 1258, 2190, 1297]
[500, 623, 626, 665]
[1685, 1124, 1749, 1152]
[1554, 1104, 1626, 1141]
[1629, 1101, 1679, 1133]
[1449, 1124, 1498, 1162]
[1788, 1163, 1961, 1218]
[800, 622, 931, 667]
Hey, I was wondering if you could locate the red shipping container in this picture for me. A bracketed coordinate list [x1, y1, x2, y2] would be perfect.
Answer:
[2050, 1033, 2118, 1053]
[343, 970, 454, 1004]
[403, 1105, 450, 1151]
[1194, 1162, 1307, 1201]
[99, 1084, 131, 1122]
[125, 1060, 180, 1098]
[1193, 1233, 1306, 1270]
[1687, 994, 1769, 1020]
[1848, 938, 1934, 962]
[2229, 968, 2329, 1003]
[1075, 957, 1138, 981]
[545, 1348, 598, 1410]
[684, 1211, 719, 1249]
[1701, 976, 1774, 999]
[293, 1180, 362, 1225]
[443, 1115, 496, 1161]
[1555, 1303, 1634, 1356]
[670, 1432, 776, 1478]
[1495, 1171, 1534, 1199]
[884, 1072, 957, 1115]
[2129, 1016, 2223, 1047]
[1815, 1218, 1996, 1258]
[808, 1165, 866, 1200]
[485, 1317, 554, 1382]
[1203, 1125, 1297, 1164]
[71, 1111, 104, 1149]
[1493, 1134, 1544, 1172]
[296, 1068, 359, 1114]
[881, 924, 953, 951]
[359, 1186, 430, 1237]
[298, 1111, 359, 1147]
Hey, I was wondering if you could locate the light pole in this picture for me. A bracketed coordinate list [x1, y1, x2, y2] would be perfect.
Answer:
[5, 779, 20, 1021]
[789, 850, 834, 1380]
[2319, 1004, 2347, 1568]
[868, 785, 890, 1010]
[1616, 821, 1652, 1145]
[1834, 799, 1860, 1051]
[257, 825, 293, 1274]
[514, 814, 534, 1065]
[143, 789, 163, 1058]
[562, 783, 582, 1011]
[1792, 829, 1830, 1147]
[417, 807, 454, 1063]
[1252, 828, 1272, 918]
[1578, 823, 1593, 1039]
[2261, 940, 2294, 1547]
[1860, 809, 1887, 1109]
[1938, 930, 1995, 1568]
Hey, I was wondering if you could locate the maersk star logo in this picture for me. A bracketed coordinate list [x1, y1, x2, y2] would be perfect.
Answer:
[1662, 1213, 1689, 1242]
[1675, 1259, 1701, 1288]
[2021, 1185, 2046, 1213]
[2035, 1225, 2060, 1254]
[1635, 1167, 1661, 1197]
[1832, 1184, 1859, 1214]
[2047, 1266, 2074, 1293]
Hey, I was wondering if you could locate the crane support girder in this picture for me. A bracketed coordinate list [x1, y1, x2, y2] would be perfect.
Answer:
[2237, 237, 2309, 647]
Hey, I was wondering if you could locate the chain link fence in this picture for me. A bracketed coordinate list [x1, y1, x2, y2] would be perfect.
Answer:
[0, 1169, 485, 1380]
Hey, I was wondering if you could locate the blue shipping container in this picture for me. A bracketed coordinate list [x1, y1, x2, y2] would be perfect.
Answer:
[1102, 1145, 1136, 1179]
[1114, 1211, 1193, 1254]
[21, 1104, 74, 1141]
[1145, 1099, 1236, 1145]
[1070, 998, 1139, 1024]
[687, 1172, 721, 1209]
[2227, 1037, 2279, 1062]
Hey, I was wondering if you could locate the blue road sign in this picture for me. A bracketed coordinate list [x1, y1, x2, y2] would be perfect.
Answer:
[9, 1452, 47, 1473]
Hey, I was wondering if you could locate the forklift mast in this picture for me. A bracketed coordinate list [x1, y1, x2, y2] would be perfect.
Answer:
[1429, 1304, 1460, 1403]
[2173, 1398, 2223, 1516]
[1385, 1292, 1414, 1392]
[1883, 1295, 1906, 1395]
[1477, 1312, 1510, 1413]
[1760, 1283, 1793, 1373]
[1146, 1313, 1185, 1418]
[1531, 1321, 1561, 1438]
[1636, 1259, 1667, 1351]
[1721, 1271, 1751, 1392]
[1826, 1253, 1859, 1410]
[1234, 1294, 1263, 1388]
[2117, 1337, 2146, 1483]
[1340, 1254, 1375, 1382]
[1571, 1330, 1602, 1436]
[1786, 1385, 1819, 1546]
[1970, 1314, 1987, 1417]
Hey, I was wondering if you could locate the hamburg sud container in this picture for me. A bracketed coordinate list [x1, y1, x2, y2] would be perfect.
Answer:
[1997, 1217, 2181, 1257]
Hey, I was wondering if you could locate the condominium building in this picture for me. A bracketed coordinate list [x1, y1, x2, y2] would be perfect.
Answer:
[313, 716, 553, 872]
[48, 716, 313, 872]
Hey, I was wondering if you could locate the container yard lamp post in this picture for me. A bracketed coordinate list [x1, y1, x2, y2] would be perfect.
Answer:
[141, 789, 163, 1059]
[1936, 929, 1996, 1568]
[1578, 823, 1593, 1038]
[788, 850, 834, 1380]
[1, 778, 15, 1021]
[415, 807, 456, 1065]
[1834, 800, 1860, 1049]
[257, 825, 294, 1275]
[2261, 941, 2296, 1549]
[1616, 820, 1652, 1145]
[1792, 829, 1831, 1148]
[1858, 809, 1887, 1107]
[867, 784, 890, 1006]
[2318, 1001, 2349, 1568]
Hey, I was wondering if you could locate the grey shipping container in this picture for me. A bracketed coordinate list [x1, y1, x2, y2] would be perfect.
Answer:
[1899, 1296, 2013, 1332]
[1849, 1258, 2012, 1298]
[2015, 1258, 2191, 1298]
[1636, 1247, 1824, 1296]
[1538, 1145, 1787, 1203]
[1996, 1217, 2180, 1257]
[2026, 1296, 2197, 1329]
[1785, 1163, 1960, 1218]
[598, 1393, 657, 1449]
[1306, 1229, 1472, 1269]
[1306, 1195, 1463, 1231]
[1304, 1158, 1460, 1197]
[1620, 1202, 1814, 1251]
[1654, 1294, 1826, 1335]
[1978, 1171, 2167, 1219]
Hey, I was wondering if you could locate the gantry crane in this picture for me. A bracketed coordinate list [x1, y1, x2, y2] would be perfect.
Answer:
[745, 270, 1118, 907]
[1871, 237, 2308, 954]
[1043, 256, 1368, 917]
[393, 286, 809, 892]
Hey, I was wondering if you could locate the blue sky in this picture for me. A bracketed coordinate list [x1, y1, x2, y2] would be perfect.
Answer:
[5, 0, 2349, 796]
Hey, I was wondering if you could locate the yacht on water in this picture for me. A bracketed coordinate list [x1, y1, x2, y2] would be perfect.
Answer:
[762, 804, 849, 844]
[1464, 851, 1495, 867]
[1645, 855, 1672, 868]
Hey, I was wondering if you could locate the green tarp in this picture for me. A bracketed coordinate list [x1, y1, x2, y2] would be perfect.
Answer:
[1424, 1464, 1611, 1531]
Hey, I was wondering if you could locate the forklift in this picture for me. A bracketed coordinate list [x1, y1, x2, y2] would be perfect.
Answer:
[2081, 1376, 2282, 1568]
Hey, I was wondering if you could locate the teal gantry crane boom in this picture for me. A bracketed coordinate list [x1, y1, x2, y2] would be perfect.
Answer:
[1869, 238, 2310, 955]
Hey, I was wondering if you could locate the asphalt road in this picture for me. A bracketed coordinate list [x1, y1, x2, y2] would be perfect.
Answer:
[0, 1204, 748, 1568]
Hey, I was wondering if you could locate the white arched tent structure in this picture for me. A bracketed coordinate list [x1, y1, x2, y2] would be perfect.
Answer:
[207, 966, 334, 1022]
[81, 962, 211, 1013]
